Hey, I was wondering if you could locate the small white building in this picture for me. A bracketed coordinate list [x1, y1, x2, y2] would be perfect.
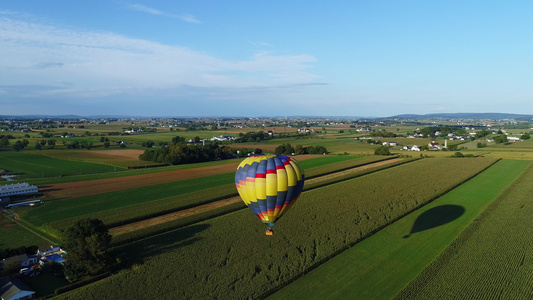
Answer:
[411, 145, 421, 151]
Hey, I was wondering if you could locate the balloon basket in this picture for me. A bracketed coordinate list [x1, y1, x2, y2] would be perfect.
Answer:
[265, 227, 273, 236]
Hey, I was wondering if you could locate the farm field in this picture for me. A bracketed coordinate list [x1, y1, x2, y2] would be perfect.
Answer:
[0, 211, 52, 249]
[0, 152, 126, 180]
[396, 162, 533, 299]
[36, 153, 354, 199]
[269, 159, 531, 300]
[3, 120, 533, 299]
[107, 156, 409, 243]
[17, 155, 391, 237]
[27, 149, 163, 169]
[55, 157, 497, 299]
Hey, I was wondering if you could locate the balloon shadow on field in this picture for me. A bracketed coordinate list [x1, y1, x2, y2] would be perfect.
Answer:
[403, 204, 465, 238]
[112, 223, 210, 267]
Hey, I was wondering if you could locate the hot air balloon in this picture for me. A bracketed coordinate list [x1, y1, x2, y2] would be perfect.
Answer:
[235, 154, 305, 235]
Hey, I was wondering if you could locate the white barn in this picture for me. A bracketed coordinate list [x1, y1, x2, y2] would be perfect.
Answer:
[0, 183, 38, 198]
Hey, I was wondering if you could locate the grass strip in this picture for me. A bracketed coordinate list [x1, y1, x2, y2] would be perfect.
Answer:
[269, 159, 530, 300]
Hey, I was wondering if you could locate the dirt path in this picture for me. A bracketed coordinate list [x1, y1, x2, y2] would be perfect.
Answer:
[109, 158, 403, 237]
[109, 196, 242, 237]
[305, 158, 403, 184]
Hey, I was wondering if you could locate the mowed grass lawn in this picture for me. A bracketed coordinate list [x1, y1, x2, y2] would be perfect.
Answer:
[269, 159, 531, 300]
[0, 152, 125, 179]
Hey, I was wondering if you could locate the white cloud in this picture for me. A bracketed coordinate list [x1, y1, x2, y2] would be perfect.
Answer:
[125, 3, 202, 23]
[127, 3, 165, 16]
[0, 16, 319, 102]
[180, 13, 201, 24]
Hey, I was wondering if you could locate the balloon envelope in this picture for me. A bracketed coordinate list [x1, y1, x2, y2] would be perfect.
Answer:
[235, 154, 305, 227]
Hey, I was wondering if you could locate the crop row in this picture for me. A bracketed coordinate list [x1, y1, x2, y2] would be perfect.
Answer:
[57, 157, 498, 299]
[109, 157, 414, 245]
[395, 162, 533, 299]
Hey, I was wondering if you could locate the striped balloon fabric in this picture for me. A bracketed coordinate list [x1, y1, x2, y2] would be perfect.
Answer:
[235, 154, 305, 230]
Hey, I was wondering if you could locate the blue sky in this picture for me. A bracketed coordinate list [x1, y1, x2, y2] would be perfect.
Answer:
[1, 1, 532, 117]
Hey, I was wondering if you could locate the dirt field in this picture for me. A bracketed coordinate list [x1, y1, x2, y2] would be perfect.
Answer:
[81, 149, 144, 160]
[40, 155, 321, 199]
[108, 158, 403, 236]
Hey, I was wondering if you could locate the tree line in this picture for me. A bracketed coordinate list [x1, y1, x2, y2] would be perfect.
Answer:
[139, 140, 235, 165]
[274, 143, 328, 155]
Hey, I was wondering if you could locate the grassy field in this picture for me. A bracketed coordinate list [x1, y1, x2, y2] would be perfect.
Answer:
[56, 157, 497, 299]
[0, 152, 126, 179]
[0, 211, 52, 250]
[269, 159, 530, 299]
[395, 162, 533, 299]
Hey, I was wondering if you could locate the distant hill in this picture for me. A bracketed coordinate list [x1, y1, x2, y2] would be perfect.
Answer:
[388, 113, 533, 121]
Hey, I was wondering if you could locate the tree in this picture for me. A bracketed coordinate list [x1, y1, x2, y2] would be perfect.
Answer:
[275, 143, 294, 155]
[521, 132, 531, 140]
[13, 140, 25, 151]
[294, 145, 304, 155]
[63, 218, 111, 276]
[2, 257, 23, 276]
[494, 135, 508, 144]
[374, 145, 391, 155]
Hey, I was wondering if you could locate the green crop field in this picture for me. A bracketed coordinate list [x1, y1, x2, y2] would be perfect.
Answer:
[19, 172, 236, 228]
[0, 212, 52, 250]
[270, 159, 530, 300]
[0, 152, 126, 179]
[396, 162, 533, 299]
[56, 157, 496, 299]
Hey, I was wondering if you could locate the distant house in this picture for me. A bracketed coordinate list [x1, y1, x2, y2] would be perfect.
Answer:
[382, 142, 398, 147]
[508, 136, 521, 142]
[0, 277, 36, 300]
[36, 246, 62, 256]
[428, 142, 442, 150]
[411, 145, 421, 151]
[209, 135, 236, 142]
